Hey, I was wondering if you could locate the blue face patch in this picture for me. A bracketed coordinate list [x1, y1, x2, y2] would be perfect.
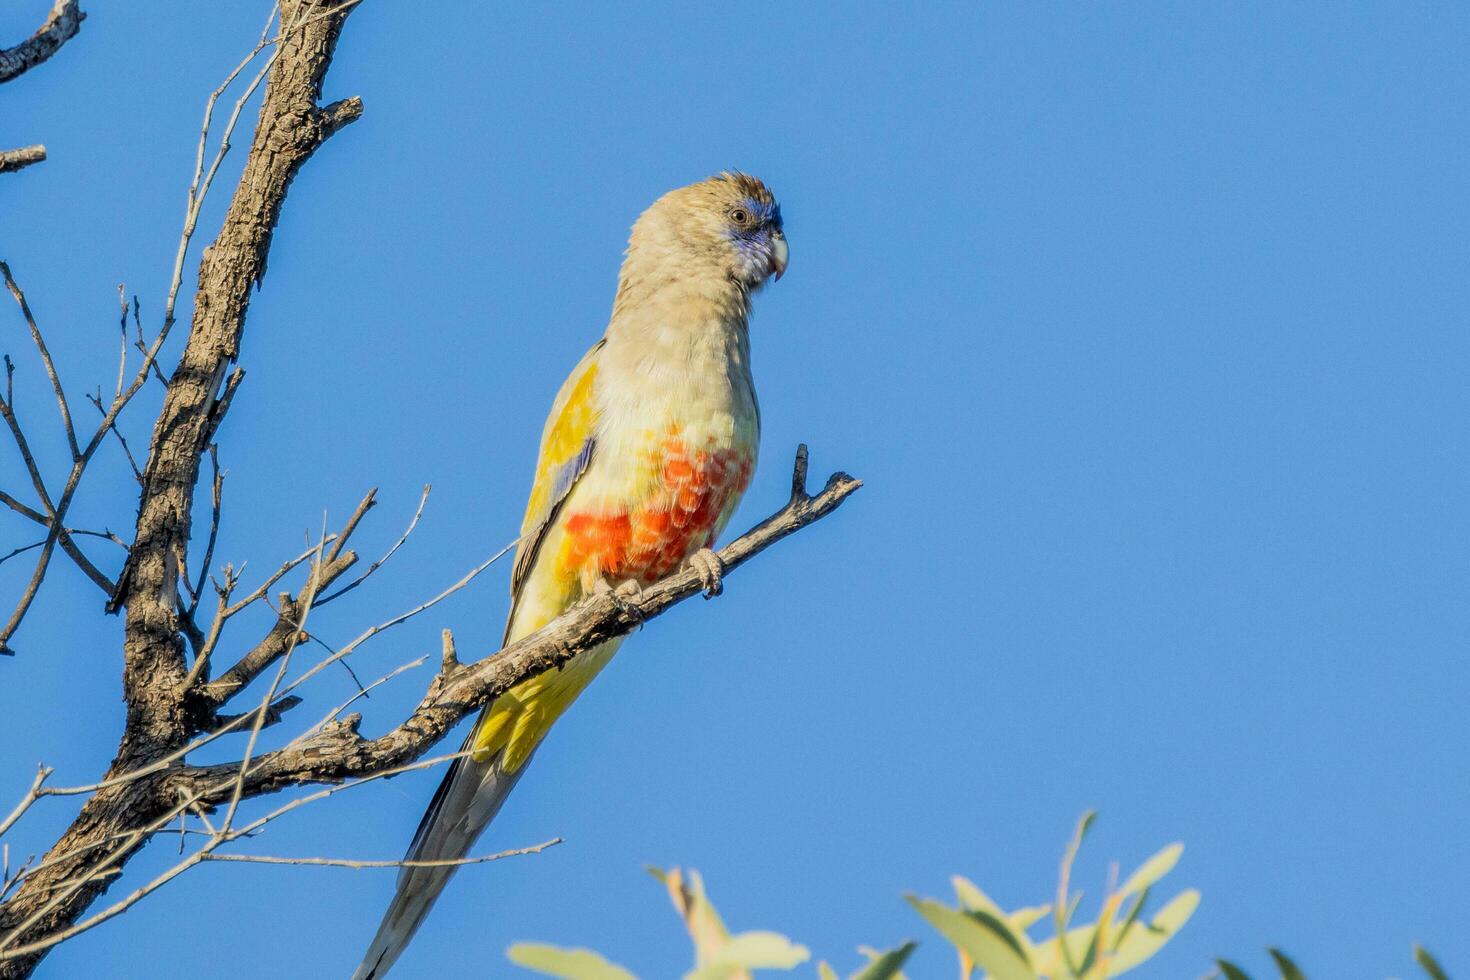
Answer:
[724, 194, 784, 284]
[726, 198, 782, 248]
[740, 197, 782, 231]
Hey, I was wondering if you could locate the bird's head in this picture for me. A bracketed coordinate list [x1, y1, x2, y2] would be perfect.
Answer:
[627, 172, 788, 291]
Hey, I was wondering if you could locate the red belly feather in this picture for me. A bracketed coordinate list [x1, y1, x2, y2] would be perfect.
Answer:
[562, 438, 752, 585]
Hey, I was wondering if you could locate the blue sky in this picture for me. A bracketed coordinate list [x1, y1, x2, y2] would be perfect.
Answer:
[2, 2, 1467, 977]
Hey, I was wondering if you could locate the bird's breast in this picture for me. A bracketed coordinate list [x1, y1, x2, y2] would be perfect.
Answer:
[560, 429, 754, 586]
[556, 318, 759, 589]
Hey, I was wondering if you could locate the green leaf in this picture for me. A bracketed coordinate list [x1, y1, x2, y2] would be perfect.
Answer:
[1008, 905, 1051, 933]
[1105, 888, 1200, 972]
[849, 941, 917, 980]
[1117, 843, 1183, 898]
[1110, 885, 1151, 954]
[507, 943, 638, 980]
[1030, 924, 1092, 975]
[1030, 888, 1198, 976]
[1074, 810, 1100, 843]
[952, 876, 1007, 918]
[649, 866, 738, 970]
[819, 963, 840, 980]
[1053, 811, 1097, 976]
[1414, 944, 1449, 980]
[1267, 948, 1306, 980]
[684, 931, 809, 979]
[907, 896, 1035, 980]
[1214, 960, 1253, 980]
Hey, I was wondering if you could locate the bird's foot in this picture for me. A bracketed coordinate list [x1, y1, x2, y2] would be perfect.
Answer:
[593, 577, 646, 623]
[687, 548, 724, 598]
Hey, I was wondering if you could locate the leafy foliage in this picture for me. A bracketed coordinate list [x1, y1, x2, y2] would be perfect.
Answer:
[907, 811, 1198, 979]
[507, 864, 904, 980]
[1213, 943, 1450, 980]
[506, 815, 1451, 980]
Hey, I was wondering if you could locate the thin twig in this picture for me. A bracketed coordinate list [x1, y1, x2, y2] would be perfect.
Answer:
[315, 485, 423, 607]
[260, 535, 519, 705]
[200, 837, 561, 870]
[83, 391, 141, 483]
[297, 655, 426, 742]
[2, 261, 77, 460]
[0, 768, 52, 841]
[220, 537, 338, 619]
[220, 521, 328, 834]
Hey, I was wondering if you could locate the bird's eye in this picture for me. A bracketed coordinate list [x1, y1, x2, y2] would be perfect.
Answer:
[730, 208, 750, 225]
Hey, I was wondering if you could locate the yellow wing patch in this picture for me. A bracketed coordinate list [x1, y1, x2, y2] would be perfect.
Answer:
[480, 341, 605, 772]
[508, 341, 602, 613]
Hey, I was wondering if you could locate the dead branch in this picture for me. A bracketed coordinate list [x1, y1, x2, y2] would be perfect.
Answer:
[0, 148, 46, 177]
[196, 504, 365, 708]
[185, 449, 861, 798]
[0, 2, 863, 974]
[315, 485, 428, 607]
[106, 0, 364, 741]
[0, 452, 858, 967]
[199, 838, 563, 870]
[0, 1, 85, 174]
[0, 1, 84, 85]
[0, 253, 168, 651]
[0, 2, 363, 972]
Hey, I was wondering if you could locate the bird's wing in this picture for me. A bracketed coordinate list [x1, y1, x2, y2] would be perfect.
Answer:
[504, 339, 604, 637]
[353, 341, 608, 979]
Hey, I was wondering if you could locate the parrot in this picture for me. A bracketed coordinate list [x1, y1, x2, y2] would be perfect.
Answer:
[353, 172, 788, 978]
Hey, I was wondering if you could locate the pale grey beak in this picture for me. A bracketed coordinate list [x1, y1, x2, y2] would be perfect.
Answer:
[770, 233, 789, 282]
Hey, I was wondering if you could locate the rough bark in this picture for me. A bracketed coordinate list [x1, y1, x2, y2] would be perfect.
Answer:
[106, 0, 362, 759]
[0, 2, 862, 973]
[182, 458, 861, 800]
[0, 0, 83, 84]
[0, 146, 46, 176]
[0, 1, 85, 174]
[0, 2, 360, 974]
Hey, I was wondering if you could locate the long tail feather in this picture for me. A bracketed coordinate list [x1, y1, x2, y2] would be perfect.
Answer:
[352, 729, 533, 980]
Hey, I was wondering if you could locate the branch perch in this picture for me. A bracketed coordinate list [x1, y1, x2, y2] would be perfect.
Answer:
[0, 1, 864, 974]
[186, 448, 861, 797]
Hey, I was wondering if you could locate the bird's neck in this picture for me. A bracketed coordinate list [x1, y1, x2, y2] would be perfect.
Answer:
[610, 248, 750, 325]
[602, 262, 755, 400]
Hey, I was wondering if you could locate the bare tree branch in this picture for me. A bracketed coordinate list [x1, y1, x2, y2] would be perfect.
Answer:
[0, 769, 52, 843]
[0, 148, 46, 177]
[0, 489, 114, 599]
[315, 485, 426, 607]
[0, 2, 363, 971]
[187, 451, 861, 798]
[0, 2, 864, 973]
[199, 838, 562, 870]
[0, 257, 163, 650]
[108, 0, 364, 751]
[0, 1, 86, 175]
[1, 262, 79, 461]
[0, 1, 84, 84]
[0, 451, 858, 967]
[197, 520, 362, 707]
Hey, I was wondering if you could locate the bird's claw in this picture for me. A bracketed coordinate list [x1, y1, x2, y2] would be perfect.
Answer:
[688, 548, 724, 598]
[594, 577, 646, 624]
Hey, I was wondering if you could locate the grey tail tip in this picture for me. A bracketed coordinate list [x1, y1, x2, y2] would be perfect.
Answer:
[353, 951, 389, 980]
[351, 734, 533, 978]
